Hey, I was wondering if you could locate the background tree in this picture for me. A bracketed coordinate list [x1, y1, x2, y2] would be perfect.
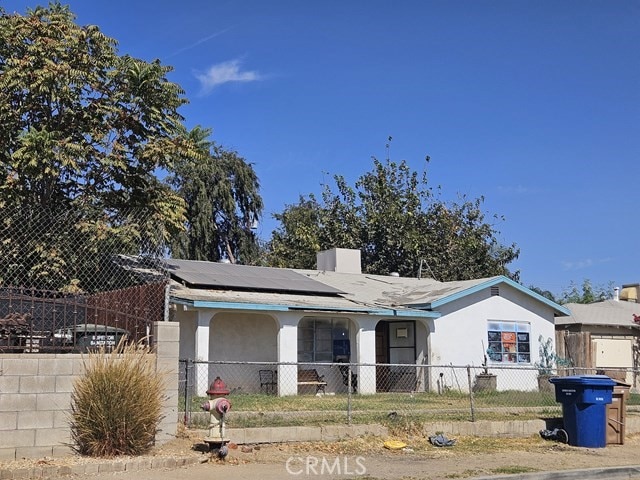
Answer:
[168, 126, 263, 264]
[267, 195, 325, 268]
[266, 146, 519, 281]
[0, 3, 190, 291]
[558, 279, 614, 304]
[528, 285, 558, 303]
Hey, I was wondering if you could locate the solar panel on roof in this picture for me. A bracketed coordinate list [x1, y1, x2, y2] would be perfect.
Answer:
[165, 259, 343, 295]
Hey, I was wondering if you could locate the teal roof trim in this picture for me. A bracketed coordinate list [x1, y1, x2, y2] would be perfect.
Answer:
[289, 305, 439, 317]
[428, 276, 570, 316]
[192, 300, 289, 311]
[173, 297, 440, 318]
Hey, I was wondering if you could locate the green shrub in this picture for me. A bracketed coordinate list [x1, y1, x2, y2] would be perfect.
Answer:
[69, 340, 165, 457]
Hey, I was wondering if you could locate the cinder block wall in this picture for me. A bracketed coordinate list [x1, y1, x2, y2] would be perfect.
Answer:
[0, 321, 180, 461]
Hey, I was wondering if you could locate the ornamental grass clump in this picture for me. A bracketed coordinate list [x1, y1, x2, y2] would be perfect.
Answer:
[70, 340, 165, 457]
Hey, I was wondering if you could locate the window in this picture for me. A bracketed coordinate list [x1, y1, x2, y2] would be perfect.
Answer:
[486, 321, 530, 364]
[298, 317, 350, 362]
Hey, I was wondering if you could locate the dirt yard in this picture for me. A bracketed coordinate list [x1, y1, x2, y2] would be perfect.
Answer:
[4, 427, 640, 479]
[58, 429, 640, 480]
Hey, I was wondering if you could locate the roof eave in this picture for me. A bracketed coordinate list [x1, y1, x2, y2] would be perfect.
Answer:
[171, 296, 440, 318]
[426, 276, 571, 316]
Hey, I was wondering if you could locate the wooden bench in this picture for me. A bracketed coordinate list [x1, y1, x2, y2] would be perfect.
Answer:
[298, 369, 327, 394]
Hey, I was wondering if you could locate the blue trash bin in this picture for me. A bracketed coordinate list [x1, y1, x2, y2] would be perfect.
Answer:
[549, 375, 616, 448]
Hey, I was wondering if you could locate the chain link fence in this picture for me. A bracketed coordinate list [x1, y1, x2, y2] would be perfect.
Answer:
[0, 206, 168, 352]
[179, 360, 640, 428]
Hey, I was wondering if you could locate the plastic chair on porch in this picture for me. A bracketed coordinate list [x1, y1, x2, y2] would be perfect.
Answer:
[259, 369, 277, 394]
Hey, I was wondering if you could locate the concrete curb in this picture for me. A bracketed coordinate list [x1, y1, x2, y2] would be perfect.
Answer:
[471, 465, 640, 480]
[0, 455, 202, 480]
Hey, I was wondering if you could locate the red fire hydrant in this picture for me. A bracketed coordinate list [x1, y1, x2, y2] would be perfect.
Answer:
[201, 376, 231, 457]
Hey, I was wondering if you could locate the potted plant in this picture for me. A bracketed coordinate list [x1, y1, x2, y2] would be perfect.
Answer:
[473, 346, 497, 392]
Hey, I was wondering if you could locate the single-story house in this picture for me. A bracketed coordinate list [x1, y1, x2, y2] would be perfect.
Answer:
[168, 248, 569, 395]
[556, 289, 640, 389]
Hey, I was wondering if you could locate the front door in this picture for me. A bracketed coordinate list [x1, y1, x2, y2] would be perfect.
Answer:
[376, 321, 390, 391]
[376, 320, 417, 392]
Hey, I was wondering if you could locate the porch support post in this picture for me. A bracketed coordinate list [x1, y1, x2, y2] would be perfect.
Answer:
[277, 314, 300, 396]
[195, 311, 211, 396]
[356, 318, 378, 394]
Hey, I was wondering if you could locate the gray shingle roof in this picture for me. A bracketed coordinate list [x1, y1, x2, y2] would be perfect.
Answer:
[293, 269, 488, 308]
[556, 300, 640, 328]
[167, 259, 568, 316]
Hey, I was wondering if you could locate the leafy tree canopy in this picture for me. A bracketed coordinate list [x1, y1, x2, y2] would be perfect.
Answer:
[0, 3, 264, 291]
[0, 3, 187, 222]
[558, 279, 614, 304]
[266, 143, 520, 281]
[528, 285, 558, 303]
[529, 279, 615, 305]
[167, 126, 263, 265]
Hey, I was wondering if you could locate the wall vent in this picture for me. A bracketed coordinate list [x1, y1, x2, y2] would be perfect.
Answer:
[491, 286, 500, 296]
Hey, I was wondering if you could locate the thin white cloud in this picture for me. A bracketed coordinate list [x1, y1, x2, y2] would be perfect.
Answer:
[496, 185, 537, 195]
[195, 59, 262, 94]
[561, 257, 613, 271]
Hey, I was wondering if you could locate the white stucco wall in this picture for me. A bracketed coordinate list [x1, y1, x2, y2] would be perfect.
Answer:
[210, 312, 278, 361]
[206, 312, 278, 394]
[171, 283, 557, 395]
[175, 309, 197, 360]
[428, 285, 557, 392]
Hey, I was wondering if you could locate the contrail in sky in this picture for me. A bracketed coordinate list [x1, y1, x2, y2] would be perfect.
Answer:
[165, 26, 234, 59]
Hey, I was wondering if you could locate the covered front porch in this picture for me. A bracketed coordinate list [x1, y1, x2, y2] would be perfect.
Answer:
[173, 303, 436, 396]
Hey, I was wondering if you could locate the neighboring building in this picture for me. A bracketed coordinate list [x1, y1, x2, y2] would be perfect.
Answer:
[168, 248, 569, 395]
[556, 288, 640, 388]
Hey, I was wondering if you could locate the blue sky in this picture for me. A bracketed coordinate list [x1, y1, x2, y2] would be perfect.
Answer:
[5, 1, 639, 296]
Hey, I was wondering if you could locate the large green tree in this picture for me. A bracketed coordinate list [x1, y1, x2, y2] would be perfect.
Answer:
[0, 3, 268, 290]
[267, 152, 520, 281]
[168, 126, 263, 264]
[0, 3, 191, 291]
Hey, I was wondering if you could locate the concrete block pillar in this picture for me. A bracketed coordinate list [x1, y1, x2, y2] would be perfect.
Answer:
[153, 321, 180, 444]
